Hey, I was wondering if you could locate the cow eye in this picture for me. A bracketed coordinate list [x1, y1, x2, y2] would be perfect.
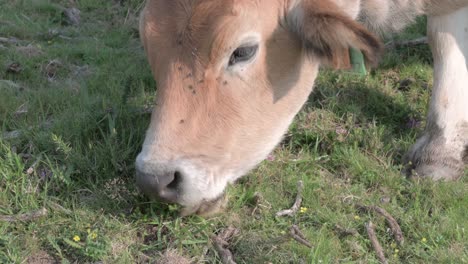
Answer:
[228, 45, 258, 66]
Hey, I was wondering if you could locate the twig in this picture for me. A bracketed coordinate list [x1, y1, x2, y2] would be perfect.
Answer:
[132, 106, 154, 115]
[212, 237, 236, 264]
[63, 7, 81, 26]
[219, 226, 240, 242]
[0, 80, 22, 89]
[290, 225, 313, 248]
[385, 37, 428, 49]
[2, 130, 22, 140]
[251, 192, 271, 216]
[333, 224, 358, 237]
[138, 252, 151, 262]
[197, 246, 210, 263]
[48, 201, 72, 215]
[14, 103, 28, 116]
[58, 35, 72, 40]
[0, 208, 48, 222]
[211, 226, 239, 264]
[124, 7, 131, 25]
[0, 37, 18, 45]
[276, 180, 304, 217]
[0, 20, 15, 27]
[370, 206, 404, 245]
[356, 204, 404, 245]
[365, 222, 388, 264]
[364, 150, 389, 168]
[26, 156, 41, 175]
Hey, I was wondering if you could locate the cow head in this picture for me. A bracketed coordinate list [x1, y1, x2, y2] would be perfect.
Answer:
[136, 0, 382, 216]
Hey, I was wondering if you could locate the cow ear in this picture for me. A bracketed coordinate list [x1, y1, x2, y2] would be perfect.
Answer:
[286, 0, 383, 69]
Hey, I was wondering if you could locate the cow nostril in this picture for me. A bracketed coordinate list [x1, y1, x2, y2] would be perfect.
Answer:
[167, 170, 183, 190]
[136, 168, 183, 203]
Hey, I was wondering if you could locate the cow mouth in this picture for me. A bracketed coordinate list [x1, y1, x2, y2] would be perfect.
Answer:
[180, 193, 228, 217]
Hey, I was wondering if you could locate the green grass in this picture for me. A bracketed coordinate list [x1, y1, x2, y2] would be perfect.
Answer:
[0, 1, 467, 263]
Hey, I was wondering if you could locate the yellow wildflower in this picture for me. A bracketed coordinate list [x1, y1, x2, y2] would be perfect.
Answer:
[354, 215, 360, 220]
[421, 237, 427, 243]
[90, 232, 98, 240]
[73, 235, 80, 242]
[300, 207, 308, 213]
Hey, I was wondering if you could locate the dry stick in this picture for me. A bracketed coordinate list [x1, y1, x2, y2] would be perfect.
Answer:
[366, 222, 388, 264]
[0, 208, 48, 222]
[135, 106, 154, 115]
[2, 130, 22, 140]
[364, 150, 388, 169]
[357, 204, 404, 245]
[63, 7, 81, 26]
[334, 224, 358, 237]
[290, 225, 313, 248]
[276, 180, 304, 217]
[2, 120, 53, 140]
[251, 192, 272, 216]
[0, 37, 18, 44]
[370, 206, 404, 245]
[385, 37, 428, 49]
[26, 156, 41, 175]
[198, 246, 210, 263]
[211, 226, 239, 264]
[212, 237, 236, 264]
[219, 226, 240, 242]
[47, 201, 72, 215]
[0, 80, 21, 89]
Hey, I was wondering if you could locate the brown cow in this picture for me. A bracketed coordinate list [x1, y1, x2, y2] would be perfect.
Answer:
[136, 0, 468, 216]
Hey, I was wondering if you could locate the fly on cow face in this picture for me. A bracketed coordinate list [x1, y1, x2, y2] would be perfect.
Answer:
[134, 0, 468, 217]
[136, 0, 383, 216]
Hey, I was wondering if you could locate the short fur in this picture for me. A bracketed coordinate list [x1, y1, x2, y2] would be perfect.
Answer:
[137, 0, 468, 216]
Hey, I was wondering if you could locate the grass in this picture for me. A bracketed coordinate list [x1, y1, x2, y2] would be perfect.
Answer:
[0, 1, 467, 263]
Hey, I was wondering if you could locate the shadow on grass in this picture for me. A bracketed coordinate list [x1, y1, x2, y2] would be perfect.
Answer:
[309, 78, 420, 135]
[282, 65, 431, 166]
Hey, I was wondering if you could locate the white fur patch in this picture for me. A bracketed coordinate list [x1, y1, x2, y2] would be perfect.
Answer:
[428, 6, 468, 148]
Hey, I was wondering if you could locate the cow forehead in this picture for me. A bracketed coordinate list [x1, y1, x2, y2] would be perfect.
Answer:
[150, 0, 271, 40]
[153, 1, 235, 32]
[146, 0, 277, 69]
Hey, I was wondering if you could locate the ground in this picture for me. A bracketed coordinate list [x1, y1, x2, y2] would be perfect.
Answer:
[0, 0, 467, 263]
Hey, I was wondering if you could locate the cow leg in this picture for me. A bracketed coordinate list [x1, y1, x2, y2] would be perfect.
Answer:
[404, 6, 468, 180]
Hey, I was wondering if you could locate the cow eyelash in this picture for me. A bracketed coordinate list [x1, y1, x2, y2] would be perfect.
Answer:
[228, 44, 258, 66]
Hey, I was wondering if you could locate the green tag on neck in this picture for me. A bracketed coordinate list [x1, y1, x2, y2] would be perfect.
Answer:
[349, 48, 367, 76]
